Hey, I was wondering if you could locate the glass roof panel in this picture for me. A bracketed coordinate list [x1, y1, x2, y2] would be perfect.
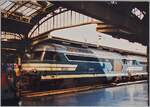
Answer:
[16, 6, 28, 13]
[0, 1, 12, 10]
[1, 0, 56, 24]
[0, 0, 7, 6]
[25, 3, 32, 8]
[22, 7, 34, 16]
[26, 3, 36, 9]
[36, 6, 41, 10]
[8, 4, 20, 12]
[25, 9, 37, 16]
[4, 2, 15, 11]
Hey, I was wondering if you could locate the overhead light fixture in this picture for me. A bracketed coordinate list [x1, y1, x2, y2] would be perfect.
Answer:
[131, 7, 144, 20]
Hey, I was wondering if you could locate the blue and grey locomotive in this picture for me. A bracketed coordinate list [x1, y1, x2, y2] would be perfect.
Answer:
[21, 38, 147, 90]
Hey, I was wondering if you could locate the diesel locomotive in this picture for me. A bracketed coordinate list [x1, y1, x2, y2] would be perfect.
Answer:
[20, 37, 147, 90]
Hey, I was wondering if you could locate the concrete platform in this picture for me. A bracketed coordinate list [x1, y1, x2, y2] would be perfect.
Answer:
[20, 81, 148, 106]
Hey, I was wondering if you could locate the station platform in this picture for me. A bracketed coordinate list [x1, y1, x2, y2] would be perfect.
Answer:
[19, 81, 148, 106]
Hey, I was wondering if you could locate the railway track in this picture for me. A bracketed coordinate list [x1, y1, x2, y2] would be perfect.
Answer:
[21, 80, 147, 98]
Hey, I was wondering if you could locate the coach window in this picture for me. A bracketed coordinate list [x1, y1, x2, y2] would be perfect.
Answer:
[139, 61, 146, 65]
[122, 59, 127, 64]
[133, 60, 137, 65]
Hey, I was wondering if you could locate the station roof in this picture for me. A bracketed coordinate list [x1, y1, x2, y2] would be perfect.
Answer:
[1, 1, 149, 45]
[1, 0, 59, 36]
[53, 1, 149, 45]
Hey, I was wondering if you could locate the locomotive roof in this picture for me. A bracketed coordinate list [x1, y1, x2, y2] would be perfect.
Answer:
[37, 36, 147, 57]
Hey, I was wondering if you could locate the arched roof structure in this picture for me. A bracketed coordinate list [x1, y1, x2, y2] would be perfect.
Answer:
[53, 1, 149, 45]
[1, 1, 149, 45]
[1, 1, 59, 36]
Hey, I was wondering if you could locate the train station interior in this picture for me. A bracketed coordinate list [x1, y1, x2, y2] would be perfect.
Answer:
[1, 1, 149, 106]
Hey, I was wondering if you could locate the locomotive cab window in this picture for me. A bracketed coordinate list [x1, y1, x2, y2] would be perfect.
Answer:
[22, 51, 43, 62]
[33, 51, 43, 60]
[44, 51, 60, 62]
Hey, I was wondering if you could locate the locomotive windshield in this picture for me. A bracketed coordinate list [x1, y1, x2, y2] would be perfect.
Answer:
[23, 51, 43, 62]
[23, 51, 60, 63]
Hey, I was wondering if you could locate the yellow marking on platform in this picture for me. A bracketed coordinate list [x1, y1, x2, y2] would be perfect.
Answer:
[22, 85, 101, 98]
[116, 80, 147, 86]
